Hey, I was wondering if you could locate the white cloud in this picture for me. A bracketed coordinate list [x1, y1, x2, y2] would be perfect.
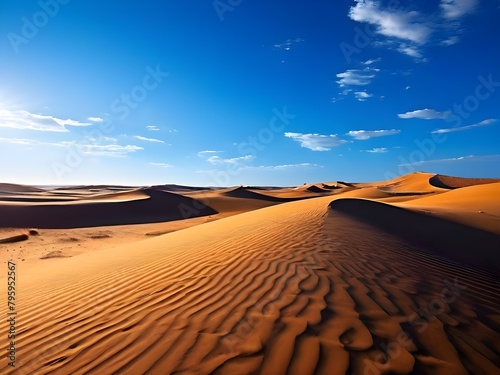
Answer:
[432, 119, 497, 134]
[0, 107, 91, 132]
[0, 137, 142, 157]
[397, 44, 423, 58]
[198, 150, 223, 157]
[441, 36, 460, 46]
[133, 135, 165, 143]
[207, 155, 254, 164]
[398, 108, 452, 120]
[88, 117, 104, 123]
[362, 58, 381, 65]
[349, 0, 432, 44]
[285, 132, 347, 151]
[348, 1, 477, 58]
[146, 125, 159, 131]
[398, 154, 500, 167]
[354, 91, 373, 101]
[241, 163, 322, 171]
[336, 69, 376, 87]
[0, 137, 62, 146]
[364, 147, 388, 153]
[440, 0, 478, 19]
[347, 129, 400, 140]
[149, 162, 173, 168]
[274, 37, 305, 50]
[78, 144, 143, 157]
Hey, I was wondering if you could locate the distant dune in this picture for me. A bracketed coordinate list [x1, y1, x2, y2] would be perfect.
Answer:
[0, 183, 45, 194]
[429, 174, 500, 189]
[0, 188, 217, 228]
[0, 172, 498, 374]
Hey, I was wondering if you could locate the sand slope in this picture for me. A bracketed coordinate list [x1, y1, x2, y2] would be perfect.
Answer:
[0, 173, 499, 374]
[1, 193, 499, 374]
[397, 182, 500, 234]
[0, 188, 217, 228]
[429, 174, 500, 189]
[329, 198, 500, 270]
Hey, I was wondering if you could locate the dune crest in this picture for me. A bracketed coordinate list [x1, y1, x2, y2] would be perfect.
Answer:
[0, 172, 498, 374]
[0, 188, 217, 228]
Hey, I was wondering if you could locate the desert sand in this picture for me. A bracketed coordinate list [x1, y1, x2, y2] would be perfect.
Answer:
[0, 172, 499, 374]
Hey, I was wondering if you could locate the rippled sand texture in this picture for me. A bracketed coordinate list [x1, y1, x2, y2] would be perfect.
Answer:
[0, 173, 498, 374]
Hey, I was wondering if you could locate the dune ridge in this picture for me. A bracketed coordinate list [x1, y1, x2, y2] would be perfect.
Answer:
[0, 172, 499, 374]
[429, 174, 500, 189]
[329, 198, 500, 271]
[0, 189, 217, 228]
[1, 192, 499, 374]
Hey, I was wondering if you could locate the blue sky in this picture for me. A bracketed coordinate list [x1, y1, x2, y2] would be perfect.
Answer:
[0, 0, 499, 186]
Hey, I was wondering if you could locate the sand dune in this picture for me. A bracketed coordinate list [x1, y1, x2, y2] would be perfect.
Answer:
[223, 186, 308, 201]
[0, 188, 217, 228]
[1, 194, 498, 374]
[429, 174, 500, 189]
[396, 182, 500, 234]
[150, 184, 213, 192]
[329, 198, 500, 270]
[0, 183, 45, 194]
[375, 173, 447, 195]
[293, 184, 332, 194]
[0, 173, 499, 374]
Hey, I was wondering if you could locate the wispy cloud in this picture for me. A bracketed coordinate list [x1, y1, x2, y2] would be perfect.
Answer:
[79, 144, 143, 157]
[0, 107, 91, 132]
[336, 68, 377, 87]
[198, 150, 223, 157]
[0, 136, 143, 157]
[362, 58, 381, 65]
[274, 37, 305, 50]
[432, 119, 497, 134]
[347, 0, 475, 58]
[398, 108, 452, 120]
[285, 132, 347, 151]
[398, 154, 500, 167]
[146, 125, 159, 131]
[207, 155, 254, 164]
[397, 44, 423, 59]
[354, 91, 373, 101]
[440, 0, 478, 19]
[133, 135, 165, 143]
[349, 0, 432, 44]
[149, 162, 173, 168]
[363, 147, 388, 153]
[196, 163, 321, 177]
[88, 117, 104, 123]
[347, 129, 400, 140]
[0, 137, 63, 146]
[241, 163, 322, 171]
[441, 36, 460, 46]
